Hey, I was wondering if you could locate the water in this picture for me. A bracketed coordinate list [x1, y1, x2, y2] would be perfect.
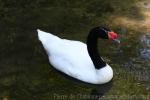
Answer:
[0, 0, 150, 100]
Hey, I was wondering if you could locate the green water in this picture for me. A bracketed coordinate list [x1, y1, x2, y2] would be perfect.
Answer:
[0, 0, 150, 100]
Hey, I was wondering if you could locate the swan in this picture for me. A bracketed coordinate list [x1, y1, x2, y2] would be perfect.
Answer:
[37, 27, 119, 84]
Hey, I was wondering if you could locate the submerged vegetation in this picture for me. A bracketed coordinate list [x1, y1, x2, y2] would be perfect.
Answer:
[0, 0, 150, 100]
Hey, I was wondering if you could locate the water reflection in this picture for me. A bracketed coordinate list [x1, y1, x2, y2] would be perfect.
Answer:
[51, 67, 113, 100]
[88, 81, 113, 100]
[140, 34, 150, 60]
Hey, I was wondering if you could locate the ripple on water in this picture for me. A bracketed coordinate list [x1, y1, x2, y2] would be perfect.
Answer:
[140, 34, 150, 60]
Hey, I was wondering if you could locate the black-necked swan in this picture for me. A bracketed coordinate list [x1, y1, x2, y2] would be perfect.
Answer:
[37, 27, 119, 84]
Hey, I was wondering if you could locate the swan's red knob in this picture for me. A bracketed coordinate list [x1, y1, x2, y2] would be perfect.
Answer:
[108, 32, 118, 40]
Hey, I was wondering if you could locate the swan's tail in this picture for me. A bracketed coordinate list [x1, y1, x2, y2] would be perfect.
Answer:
[37, 29, 50, 42]
[37, 29, 60, 44]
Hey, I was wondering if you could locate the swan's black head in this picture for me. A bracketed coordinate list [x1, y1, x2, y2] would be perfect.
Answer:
[87, 26, 120, 69]
[90, 26, 119, 41]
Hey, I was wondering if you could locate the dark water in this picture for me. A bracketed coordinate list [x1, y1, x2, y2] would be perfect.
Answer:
[0, 0, 150, 100]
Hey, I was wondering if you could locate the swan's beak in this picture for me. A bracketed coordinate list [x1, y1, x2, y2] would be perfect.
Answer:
[113, 39, 120, 44]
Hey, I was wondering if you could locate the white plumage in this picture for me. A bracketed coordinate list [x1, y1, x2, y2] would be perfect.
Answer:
[37, 29, 113, 84]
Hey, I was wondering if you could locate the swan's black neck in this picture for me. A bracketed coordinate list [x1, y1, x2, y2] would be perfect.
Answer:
[87, 31, 106, 69]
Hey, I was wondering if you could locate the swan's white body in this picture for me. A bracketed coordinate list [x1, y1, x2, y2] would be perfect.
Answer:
[37, 29, 113, 84]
